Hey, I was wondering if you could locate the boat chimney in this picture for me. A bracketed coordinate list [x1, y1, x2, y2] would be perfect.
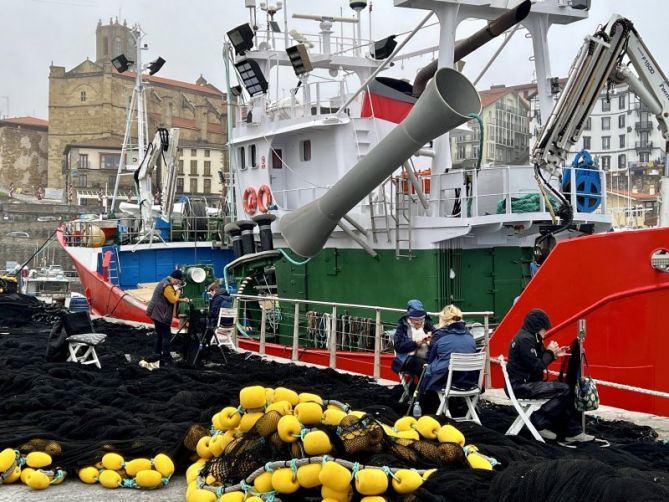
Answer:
[224, 222, 244, 258]
[236, 220, 257, 255]
[252, 213, 277, 251]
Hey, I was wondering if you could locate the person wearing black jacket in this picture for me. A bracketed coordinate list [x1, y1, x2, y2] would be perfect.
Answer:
[391, 299, 436, 376]
[507, 309, 593, 443]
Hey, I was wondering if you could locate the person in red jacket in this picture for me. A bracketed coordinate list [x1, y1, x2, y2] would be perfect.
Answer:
[146, 269, 190, 366]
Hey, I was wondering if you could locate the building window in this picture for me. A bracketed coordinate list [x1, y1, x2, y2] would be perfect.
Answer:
[601, 97, 610, 112]
[190, 159, 197, 174]
[190, 178, 198, 193]
[72, 173, 87, 188]
[178, 160, 184, 175]
[619, 93, 625, 109]
[601, 155, 610, 170]
[302, 140, 312, 161]
[80, 91, 87, 102]
[204, 161, 211, 176]
[618, 115, 625, 128]
[601, 117, 610, 130]
[100, 154, 120, 170]
[583, 136, 591, 150]
[272, 148, 283, 169]
[250, 144, 257, 168]
[640, 152, 650, 163]
[103, 37, 109, 56]
[203, 178, 211, 193]
[602, 136, 610, 150]
[204, 149, 210, 157]
[583, 117, 591, 130]
[177, 177, 184, 192]
[191, 149, 197, 156]
[618, 154, 626, 170]
[79, 154, 89, 169]
[239, 147, 246, 170]
[457, 144, 466, 160]
[619, 134, 625, 148]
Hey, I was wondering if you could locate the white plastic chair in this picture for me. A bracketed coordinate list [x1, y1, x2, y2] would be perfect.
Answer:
[62, 312, 106, 370]
[211, 307, 238, 358]
[398, 372, 413, 403]
[435, 352, 487, 424]
[498, 355, 549, 442]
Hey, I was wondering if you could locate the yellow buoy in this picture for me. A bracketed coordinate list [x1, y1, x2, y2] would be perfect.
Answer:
[78, 466, 100, 484]
[466, 446, 494, 470]
[124, 458, 152, 477]
[187, 488, 217, 502]
[396, 429, 420, 441]
[208, 434, 226, 458]
[218, 407, 242, 430]
[101, 452, 125, 471]
[0, 448, 17, 472]
[294, 401, 323, 425]
[319, 461, 352, 492]
[135, 469, 163, 489]
[219, 492, 245, 502]
[266, 400, 293, 416]
[437, 424, 465, 446]
[239, 411, 264, 433]
[354, 468, 389, 496]
[296, 463, 322, 489]
[20, 467, 34, 484]
[98, 469, 122, 489]
[253, 470, 274, 493]
[4, 466, 21, 484]
[271, 467, 300, 494]
[186, 462, 204, 484]
[302, 430, 333, 456]
[350, 410, 366, 419]
[394, 416, 417, 432]
[25, 452, 52, 469]
[196, 436, 213, 459]
[153, 453, 175, 477]
[391, 469, 423, 494]
[211, 412, 224, 431]
[277, 415, 302, 443]
[274, 387, 300, 406]
[360, 497, 387, 502]
[246, 497, 263, 502]
[422, 468, 437, 480]
[298, 392, 323, 404]
[321, 484, 353, 502]
[240, 386, 267, 410]
[322, 408, 347, 426]
[415, 416, 440, 440]
[26, 470, 50, 490]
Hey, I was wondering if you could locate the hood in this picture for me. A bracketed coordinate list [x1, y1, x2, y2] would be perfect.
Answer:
[522, 309, 551, 333]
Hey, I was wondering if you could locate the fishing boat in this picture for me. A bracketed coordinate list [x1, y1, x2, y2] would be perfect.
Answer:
[219, 0, 669, 416]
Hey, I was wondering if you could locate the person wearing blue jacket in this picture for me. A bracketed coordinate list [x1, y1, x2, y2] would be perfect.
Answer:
[391, 299, 436, 376]
[207, 282, 233, 328]
[420, 304, 477, 394]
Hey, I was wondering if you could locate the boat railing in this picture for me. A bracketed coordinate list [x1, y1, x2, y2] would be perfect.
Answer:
[265, 80, 348, 121]
[231, 293, 494, 385]
[255, 27, 371, 57]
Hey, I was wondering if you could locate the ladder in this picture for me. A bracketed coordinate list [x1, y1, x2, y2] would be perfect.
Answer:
[368, 180, 392, 244]
[102, 246, 121, 285]
[394, 171, 414, 260]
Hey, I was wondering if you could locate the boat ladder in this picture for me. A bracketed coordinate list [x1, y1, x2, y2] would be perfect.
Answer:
[394, 168, 414, 260]
[102, 246, 121, 285]
[368, 180, 393, 244]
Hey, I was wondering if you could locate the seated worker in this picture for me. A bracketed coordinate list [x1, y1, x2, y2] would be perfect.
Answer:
[207, 281, 234, 329]
[507, 308, 594, 443]
[419, 305, 477, 413]
[391, 299, 435, 377]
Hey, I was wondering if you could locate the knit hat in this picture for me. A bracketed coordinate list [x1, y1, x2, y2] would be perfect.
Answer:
[169, 269, 183, 280]
[522, 308, 551, 333]
[406, 299, 426, 319]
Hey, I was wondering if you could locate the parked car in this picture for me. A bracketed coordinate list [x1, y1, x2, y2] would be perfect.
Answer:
[6, 231, 30, 238]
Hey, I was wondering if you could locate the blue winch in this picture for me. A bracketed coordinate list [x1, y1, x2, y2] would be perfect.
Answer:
[561, 149, 602, 213]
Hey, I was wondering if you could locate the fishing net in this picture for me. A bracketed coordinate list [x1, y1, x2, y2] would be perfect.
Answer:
[0, 294, 667, 500]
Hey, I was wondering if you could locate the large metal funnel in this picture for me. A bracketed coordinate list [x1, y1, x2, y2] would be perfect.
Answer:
[279, 68, 481, 257]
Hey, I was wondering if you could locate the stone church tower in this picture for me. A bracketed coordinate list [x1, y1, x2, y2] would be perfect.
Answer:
[95, 18, 137, 65]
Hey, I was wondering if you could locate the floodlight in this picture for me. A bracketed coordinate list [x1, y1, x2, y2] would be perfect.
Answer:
[230, 85, 243, 97]
[286, 44, 313, 76]
[111, 54, 133, 73]
[227, 23, 255, 55]
[234, 59, 268, 96]
[147, 57, 166, 76]
[371, 35, 397, 60]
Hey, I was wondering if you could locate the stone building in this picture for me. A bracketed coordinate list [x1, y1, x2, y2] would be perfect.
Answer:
[47, 19, 228, 203]
[0, 117, 49, 194]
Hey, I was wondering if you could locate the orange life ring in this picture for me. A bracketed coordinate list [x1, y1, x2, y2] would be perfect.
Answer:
[257, 184, 273, 213]
[243, 187, 258, 214]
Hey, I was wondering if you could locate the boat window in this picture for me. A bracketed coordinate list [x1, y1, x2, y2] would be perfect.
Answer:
[302, 140, 311, 162]
[239, 146, 246, 170]
[272, 148, 283, 169]
[251, 144, 257, 168]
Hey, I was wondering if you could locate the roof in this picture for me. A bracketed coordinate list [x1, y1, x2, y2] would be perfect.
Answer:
[0, 116, 48, 129]
[608, 188, 657, 201]
[63, 137, 123, 154]
[114, 69, 224, 97]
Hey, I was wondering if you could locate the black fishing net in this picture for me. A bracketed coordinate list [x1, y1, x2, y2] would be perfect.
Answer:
[0, 294, 668, 501]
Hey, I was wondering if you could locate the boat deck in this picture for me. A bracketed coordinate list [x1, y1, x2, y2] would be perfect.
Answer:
[124, 282, 159, 303]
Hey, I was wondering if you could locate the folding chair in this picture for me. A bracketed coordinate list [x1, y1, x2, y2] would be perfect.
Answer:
[498, 355, 549, 442]
[210, 307, 238, 361]
[435, 352, 487, 425]
[398, 372, 413, 404]
[62, 311, 107, 369]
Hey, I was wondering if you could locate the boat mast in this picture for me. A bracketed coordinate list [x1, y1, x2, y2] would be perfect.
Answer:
[111, 24, 147, 214]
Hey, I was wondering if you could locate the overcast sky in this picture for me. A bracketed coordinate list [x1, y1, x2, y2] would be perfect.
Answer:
[1, 0, 667, 119]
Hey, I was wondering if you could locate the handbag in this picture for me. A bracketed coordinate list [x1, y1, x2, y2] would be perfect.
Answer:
[574, 353, 599, 412]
